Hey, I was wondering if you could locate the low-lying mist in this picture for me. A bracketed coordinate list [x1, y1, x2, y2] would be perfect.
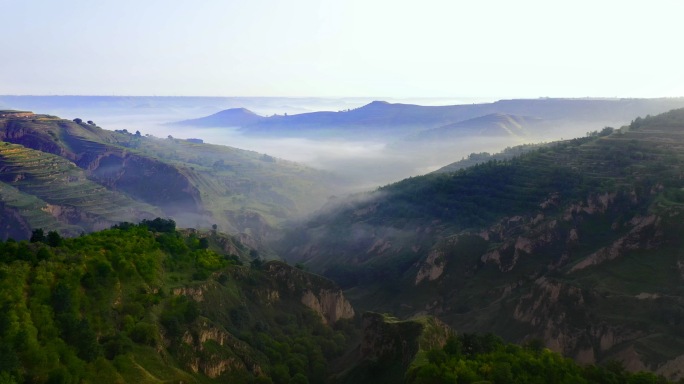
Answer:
[1, 96, 616, 194]
[111, 118, 535, 192]
[26, 100, 517, 192]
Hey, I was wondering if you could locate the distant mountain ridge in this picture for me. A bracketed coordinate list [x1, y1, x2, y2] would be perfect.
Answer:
[173, 97, 684, 140]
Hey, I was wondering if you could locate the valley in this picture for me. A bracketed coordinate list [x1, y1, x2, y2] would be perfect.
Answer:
[6, 0, 684, 382]
[278, 109, 684, 379]
[2, 99, 684, 382]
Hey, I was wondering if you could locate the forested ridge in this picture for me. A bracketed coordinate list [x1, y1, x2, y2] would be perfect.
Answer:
[0, 220, 357, 383]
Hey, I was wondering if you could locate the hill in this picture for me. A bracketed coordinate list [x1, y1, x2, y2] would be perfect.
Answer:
[4, 221, 670, 384]
[174, 97, 684, 141]
[277, 108, 684, 379]
[0, 220, 360, 383]
[171, 108, 266, 127]
[432, 143, 548, 174]
[0, 111, 340, 241]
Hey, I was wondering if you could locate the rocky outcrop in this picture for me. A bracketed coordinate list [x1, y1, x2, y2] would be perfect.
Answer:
[172, 285, 206, 302]
[657, 354, 684, 381]
[415, 249, 445, 285]
[180, 321, 263, 378]
[301, 289, 354, 324]
[511, 277, 653, 368]
[263, 261, 355, 324]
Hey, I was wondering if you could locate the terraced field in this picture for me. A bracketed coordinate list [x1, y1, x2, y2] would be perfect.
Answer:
[0, 142, 160, 233]
[0, 181, 76, 235]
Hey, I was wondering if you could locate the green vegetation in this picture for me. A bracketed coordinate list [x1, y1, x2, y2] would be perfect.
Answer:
[279, 108, 684, 376]
[407, 333, 676, 384]
[0, 220, 356, 383]
[433, 143, 549, 174]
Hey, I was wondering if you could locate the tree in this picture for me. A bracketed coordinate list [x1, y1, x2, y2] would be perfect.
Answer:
[46, 231, 63, 247]
[72, 118, 82, 124]
[30, 228, 46, 243]
[87, 120, 95, 125]
[141, 218, 176, 233]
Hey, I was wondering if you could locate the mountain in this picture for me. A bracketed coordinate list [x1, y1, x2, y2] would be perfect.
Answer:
[0, 111, 340, 241]
[173, 97, 684, 140]
[170, 107, 266, 127]
[277, 108, 684, 379]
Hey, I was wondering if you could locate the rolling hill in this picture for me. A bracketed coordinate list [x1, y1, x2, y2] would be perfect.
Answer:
[174, 97, 684, 141]
[0, 111, 341, 241]
[277, 108, 684, 379]
[170, 107, 266, 127]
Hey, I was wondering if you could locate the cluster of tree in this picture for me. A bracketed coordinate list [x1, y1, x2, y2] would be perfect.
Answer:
[375, 152, 590, 228]
[0, 219, 356, 384]
[29, 228, 63, 247]
[406, 333, 677, 384]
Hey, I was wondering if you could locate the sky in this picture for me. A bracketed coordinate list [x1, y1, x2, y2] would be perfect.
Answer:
[2, 0, 684, 98]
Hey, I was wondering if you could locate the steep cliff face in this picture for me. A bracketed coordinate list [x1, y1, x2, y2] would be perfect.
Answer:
[263, 261, 355, 324]
[178, 321, 264, 378]
[301, 289, 355, 325]
[165, 262, 357, 381]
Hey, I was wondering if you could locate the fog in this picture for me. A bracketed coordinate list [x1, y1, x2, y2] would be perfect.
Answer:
[105, 117, 526, 192]
[0, 96, 588, 192]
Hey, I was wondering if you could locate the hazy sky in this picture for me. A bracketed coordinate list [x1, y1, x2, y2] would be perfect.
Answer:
[2, 0, 683, 98]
